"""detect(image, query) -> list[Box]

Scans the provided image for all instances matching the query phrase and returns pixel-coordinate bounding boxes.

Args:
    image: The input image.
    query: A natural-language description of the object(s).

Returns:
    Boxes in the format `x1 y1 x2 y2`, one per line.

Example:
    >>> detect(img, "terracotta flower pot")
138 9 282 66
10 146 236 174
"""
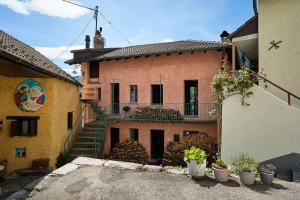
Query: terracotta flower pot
187 159 206 177
239 171 257 185
213 165 231 182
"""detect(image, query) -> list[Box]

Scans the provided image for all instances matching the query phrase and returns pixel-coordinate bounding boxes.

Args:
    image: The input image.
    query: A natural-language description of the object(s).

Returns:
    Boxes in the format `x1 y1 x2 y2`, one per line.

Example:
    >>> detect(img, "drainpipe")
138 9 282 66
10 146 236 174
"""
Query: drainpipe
253 0 258 16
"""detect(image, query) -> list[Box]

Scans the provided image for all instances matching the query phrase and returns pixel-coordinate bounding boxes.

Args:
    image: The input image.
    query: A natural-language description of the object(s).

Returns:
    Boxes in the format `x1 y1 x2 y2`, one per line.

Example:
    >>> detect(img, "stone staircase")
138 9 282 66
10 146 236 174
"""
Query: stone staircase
70 121 105 159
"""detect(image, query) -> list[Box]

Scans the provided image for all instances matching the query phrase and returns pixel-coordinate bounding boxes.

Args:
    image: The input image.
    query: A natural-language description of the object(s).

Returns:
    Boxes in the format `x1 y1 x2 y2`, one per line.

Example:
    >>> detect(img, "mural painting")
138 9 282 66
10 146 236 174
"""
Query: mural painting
14 79 45 112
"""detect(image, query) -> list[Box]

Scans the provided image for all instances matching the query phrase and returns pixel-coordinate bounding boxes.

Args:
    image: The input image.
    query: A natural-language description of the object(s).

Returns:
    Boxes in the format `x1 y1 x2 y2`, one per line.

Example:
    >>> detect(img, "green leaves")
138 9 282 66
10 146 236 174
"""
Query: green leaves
211 68 257 106
232 153 258 172
184 146 207 165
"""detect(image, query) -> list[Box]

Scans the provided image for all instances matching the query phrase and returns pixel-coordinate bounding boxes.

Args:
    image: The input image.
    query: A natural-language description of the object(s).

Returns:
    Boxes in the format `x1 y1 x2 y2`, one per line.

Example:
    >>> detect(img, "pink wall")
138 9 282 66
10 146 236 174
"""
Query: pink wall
96 51 222 106
104 122 217 159
81 50 223 159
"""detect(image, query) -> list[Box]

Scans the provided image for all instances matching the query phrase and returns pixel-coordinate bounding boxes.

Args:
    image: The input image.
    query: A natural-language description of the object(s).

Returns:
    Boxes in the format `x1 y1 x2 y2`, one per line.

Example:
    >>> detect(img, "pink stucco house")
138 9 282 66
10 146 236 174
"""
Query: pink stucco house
66 35 230 163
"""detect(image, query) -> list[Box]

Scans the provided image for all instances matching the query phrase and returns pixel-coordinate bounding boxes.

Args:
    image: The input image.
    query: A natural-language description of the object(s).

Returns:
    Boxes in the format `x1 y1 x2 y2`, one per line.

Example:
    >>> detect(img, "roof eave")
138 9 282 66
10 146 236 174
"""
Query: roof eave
0 49 82 86
98 45 231 61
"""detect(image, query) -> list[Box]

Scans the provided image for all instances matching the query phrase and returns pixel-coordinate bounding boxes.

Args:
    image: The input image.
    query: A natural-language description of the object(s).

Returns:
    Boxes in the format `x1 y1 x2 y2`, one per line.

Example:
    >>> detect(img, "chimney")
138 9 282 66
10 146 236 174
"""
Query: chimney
220 30 230 44
93 27 105 49
85 35 90 49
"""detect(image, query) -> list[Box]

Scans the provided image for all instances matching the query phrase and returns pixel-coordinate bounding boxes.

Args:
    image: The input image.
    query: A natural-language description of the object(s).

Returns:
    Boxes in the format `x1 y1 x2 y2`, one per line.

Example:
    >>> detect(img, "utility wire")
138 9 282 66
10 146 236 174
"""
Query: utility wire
61 0 133 46
51 14 94 61
98 12 133 45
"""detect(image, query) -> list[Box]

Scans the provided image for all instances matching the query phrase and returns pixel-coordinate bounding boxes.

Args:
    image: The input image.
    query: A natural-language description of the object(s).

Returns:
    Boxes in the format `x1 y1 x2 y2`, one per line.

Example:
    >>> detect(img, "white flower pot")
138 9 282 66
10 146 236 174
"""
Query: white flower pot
187 159 206 177
213 165 231 182
239 171 257 185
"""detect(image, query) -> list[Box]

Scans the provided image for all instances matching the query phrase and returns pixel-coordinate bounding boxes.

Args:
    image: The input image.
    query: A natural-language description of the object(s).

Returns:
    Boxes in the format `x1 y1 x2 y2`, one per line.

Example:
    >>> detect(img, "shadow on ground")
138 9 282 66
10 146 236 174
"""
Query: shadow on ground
192 176 240 188
245 181 289 194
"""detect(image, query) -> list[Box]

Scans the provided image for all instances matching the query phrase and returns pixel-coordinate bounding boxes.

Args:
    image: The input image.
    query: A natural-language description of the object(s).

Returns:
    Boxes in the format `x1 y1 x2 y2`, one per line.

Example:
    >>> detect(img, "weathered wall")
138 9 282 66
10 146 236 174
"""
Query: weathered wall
48 78 80 168
81 51 223 106
0 75 80 172
259 0 300 106
105 122 217 158
221 85 300 163
98 51 222 106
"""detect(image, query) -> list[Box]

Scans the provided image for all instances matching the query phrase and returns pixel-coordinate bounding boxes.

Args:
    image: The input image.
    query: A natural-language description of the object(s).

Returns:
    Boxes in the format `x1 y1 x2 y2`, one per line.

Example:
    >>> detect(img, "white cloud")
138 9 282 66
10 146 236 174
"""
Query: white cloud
161 38 174 43
0 0 88 19
34 45 84 60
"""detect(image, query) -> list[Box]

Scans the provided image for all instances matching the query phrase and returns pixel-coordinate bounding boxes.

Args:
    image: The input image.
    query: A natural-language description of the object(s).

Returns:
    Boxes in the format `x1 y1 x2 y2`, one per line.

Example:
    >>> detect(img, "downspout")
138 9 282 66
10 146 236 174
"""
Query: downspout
253 0 258 15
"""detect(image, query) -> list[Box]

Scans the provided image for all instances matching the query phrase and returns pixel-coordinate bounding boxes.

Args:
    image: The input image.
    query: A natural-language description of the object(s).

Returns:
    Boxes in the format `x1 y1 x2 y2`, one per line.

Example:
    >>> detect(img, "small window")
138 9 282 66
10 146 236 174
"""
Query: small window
174 134 180 142
89 62 99 78
151 84 163 104
130 85 138 103
130 128 139 141
98 88 101 100
67 112 73 130
11 119 37 137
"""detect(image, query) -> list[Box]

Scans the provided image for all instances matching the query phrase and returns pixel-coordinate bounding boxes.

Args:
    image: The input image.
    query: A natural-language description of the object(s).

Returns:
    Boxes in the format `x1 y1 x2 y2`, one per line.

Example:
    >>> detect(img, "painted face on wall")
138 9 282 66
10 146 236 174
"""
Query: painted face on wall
14 79 45 112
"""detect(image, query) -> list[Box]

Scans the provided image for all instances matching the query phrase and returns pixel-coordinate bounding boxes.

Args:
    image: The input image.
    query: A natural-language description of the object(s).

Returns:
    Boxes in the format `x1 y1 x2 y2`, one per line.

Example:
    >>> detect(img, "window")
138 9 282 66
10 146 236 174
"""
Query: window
173 134 180 142
67 112 73 130
151 84 163 104
130 128 139 141
11 119 37 137
130 85 138 103
89 62 99 78
98 88 101 100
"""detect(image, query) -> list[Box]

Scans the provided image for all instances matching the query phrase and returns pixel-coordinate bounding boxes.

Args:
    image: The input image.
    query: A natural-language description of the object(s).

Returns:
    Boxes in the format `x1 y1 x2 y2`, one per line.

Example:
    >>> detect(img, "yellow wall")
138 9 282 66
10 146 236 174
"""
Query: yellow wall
259 0 300 106
0 75 80 172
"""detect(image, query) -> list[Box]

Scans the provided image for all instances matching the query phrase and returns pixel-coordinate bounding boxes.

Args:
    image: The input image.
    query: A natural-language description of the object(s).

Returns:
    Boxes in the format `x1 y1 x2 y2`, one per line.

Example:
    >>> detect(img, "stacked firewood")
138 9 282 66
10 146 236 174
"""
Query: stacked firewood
134 106 184 120
110 140 149 164
162 132 217 167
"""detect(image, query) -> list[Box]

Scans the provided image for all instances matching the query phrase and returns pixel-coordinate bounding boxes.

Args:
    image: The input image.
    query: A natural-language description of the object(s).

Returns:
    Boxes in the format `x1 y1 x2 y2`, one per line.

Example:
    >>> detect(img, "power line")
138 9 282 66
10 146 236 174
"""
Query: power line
51 14 94 61
98 12 133 45
61 0 133 46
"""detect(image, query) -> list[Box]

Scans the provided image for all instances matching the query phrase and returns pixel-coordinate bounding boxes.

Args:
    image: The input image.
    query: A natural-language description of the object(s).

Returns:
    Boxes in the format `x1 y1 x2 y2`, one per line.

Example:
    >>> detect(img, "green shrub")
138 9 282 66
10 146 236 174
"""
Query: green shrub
184 146 207 165
232 153 258 172
56 151 72 168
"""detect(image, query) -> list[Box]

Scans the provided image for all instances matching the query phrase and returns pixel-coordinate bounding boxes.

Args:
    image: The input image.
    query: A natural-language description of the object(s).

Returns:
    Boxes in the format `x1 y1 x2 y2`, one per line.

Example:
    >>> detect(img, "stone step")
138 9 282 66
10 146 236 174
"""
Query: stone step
70 153 96 159
85 122 106 128
81 127 105 132
78 132 97 137
71 147 95 155
73 142 100 148
76 136 97 142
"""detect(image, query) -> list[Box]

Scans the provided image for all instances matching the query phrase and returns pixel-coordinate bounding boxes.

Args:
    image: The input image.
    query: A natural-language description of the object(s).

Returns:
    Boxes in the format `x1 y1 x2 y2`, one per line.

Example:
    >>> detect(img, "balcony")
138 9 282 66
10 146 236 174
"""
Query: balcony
103 103 216 123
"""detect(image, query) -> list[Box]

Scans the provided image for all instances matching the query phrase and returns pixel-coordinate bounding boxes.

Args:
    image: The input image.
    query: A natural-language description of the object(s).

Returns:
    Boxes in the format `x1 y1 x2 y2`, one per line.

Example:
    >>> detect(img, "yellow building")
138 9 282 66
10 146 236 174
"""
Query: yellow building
0 30 81 173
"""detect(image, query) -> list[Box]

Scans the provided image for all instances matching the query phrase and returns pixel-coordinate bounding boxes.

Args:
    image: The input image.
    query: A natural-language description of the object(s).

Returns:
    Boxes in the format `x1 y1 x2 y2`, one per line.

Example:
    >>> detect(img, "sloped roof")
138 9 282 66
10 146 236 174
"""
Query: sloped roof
229 15 258 39
95 40 230 60
0 30 80 85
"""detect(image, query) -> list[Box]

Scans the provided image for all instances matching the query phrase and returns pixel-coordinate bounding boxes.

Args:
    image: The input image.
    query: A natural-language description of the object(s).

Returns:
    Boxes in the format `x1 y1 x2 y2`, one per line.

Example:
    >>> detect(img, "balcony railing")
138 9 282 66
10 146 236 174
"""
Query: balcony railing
104 103 216 123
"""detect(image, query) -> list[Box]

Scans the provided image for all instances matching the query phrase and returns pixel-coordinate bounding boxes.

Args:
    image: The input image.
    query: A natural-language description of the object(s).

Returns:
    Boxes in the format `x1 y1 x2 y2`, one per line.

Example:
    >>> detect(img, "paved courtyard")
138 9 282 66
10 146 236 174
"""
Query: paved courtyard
25 158 300 200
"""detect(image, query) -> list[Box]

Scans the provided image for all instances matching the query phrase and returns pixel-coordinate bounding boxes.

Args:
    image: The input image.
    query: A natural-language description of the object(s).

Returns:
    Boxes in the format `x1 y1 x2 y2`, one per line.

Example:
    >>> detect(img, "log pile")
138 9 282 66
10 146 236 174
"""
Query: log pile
162 132 217 167
133 106 184 121
110 140 149 164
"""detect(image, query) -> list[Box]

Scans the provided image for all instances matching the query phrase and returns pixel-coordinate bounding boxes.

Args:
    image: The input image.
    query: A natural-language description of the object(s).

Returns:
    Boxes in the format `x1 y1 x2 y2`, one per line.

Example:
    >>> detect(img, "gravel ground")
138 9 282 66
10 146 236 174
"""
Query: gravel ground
27 165 300 200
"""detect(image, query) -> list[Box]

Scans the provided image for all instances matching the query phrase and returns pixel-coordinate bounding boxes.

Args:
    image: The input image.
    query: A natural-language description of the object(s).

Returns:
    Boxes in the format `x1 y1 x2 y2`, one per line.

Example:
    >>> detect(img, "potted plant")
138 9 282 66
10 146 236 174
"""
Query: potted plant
232 153 258 185
259 163 276 185
212 159 231 182
184 146 207 177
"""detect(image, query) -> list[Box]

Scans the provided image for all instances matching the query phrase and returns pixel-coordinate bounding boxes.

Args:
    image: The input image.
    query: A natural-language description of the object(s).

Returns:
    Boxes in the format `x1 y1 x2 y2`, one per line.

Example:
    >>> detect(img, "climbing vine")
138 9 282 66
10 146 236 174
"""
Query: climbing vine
211 68 256 106
210 68 257 157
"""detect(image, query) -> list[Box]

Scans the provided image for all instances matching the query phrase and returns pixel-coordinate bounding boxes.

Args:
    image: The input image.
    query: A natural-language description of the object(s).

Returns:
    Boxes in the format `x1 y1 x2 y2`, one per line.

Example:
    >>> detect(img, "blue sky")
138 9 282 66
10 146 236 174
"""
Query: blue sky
0 0 254 75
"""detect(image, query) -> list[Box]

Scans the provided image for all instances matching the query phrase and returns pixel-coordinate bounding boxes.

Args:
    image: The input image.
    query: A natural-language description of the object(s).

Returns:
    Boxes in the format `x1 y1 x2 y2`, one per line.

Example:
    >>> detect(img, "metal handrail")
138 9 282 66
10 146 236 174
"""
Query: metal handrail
64 105 85 153
87 101 106 158
104 102 216 122
247 69 300 105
